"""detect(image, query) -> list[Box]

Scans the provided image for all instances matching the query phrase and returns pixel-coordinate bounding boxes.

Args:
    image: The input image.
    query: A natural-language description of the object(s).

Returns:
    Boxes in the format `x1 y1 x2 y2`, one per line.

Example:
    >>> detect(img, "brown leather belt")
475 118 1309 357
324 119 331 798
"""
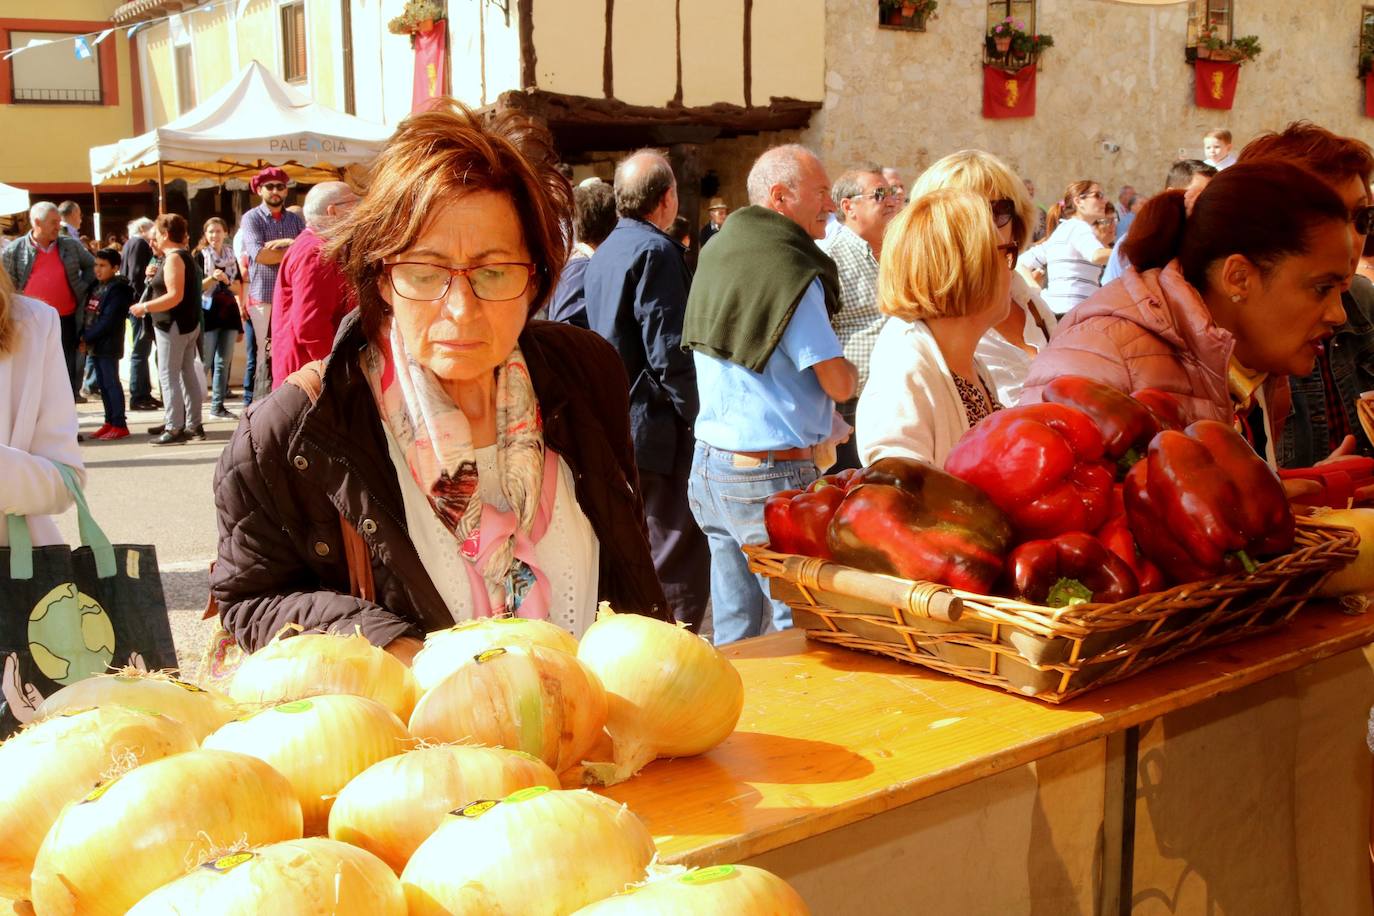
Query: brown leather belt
728 446 815 467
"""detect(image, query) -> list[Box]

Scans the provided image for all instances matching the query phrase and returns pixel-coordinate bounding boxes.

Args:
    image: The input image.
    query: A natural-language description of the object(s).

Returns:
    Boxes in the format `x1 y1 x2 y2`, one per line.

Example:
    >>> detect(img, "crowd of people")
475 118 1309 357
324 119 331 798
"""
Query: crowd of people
3 108 1372 659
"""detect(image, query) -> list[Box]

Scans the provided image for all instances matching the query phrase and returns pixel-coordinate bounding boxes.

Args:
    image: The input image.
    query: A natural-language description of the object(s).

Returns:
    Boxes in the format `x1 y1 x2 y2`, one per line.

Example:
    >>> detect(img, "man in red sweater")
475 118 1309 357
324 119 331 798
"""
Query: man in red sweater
270 181 358 386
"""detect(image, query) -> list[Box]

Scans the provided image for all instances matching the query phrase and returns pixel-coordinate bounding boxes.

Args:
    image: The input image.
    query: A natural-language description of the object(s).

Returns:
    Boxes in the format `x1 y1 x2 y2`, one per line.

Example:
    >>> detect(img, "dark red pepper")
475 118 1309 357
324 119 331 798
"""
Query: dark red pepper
763 477 851 558
1042 376 1159 469
944 403 1116 540
1124 419 1296 582
1130 388 1190 432
826 457 1014 594
1007 532 1140 606
1098 486 1167 593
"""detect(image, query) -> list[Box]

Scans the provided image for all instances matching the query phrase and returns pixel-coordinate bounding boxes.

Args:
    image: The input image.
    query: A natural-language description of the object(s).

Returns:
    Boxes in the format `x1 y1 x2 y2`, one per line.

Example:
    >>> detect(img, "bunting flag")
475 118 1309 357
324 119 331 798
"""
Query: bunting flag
982 65 1036 119
1366 71 1374 119
1194 59 1240 110
411 24 448 113
73 37 92 61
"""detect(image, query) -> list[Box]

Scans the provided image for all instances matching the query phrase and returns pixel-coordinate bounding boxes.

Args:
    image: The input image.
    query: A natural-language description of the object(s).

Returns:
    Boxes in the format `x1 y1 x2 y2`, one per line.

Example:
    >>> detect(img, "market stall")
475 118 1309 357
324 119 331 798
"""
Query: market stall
0 182 29 216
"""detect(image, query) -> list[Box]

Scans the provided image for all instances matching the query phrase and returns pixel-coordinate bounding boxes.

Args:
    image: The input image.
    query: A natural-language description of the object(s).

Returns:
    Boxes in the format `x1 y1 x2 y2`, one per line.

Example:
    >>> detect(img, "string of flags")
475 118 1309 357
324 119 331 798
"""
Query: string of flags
1 0 243 62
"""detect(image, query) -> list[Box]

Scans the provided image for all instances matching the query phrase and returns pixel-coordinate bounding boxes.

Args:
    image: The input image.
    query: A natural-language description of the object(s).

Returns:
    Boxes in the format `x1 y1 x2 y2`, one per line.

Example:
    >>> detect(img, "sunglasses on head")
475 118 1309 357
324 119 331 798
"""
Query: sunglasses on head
1353 205 1374 236
990 198 1015 228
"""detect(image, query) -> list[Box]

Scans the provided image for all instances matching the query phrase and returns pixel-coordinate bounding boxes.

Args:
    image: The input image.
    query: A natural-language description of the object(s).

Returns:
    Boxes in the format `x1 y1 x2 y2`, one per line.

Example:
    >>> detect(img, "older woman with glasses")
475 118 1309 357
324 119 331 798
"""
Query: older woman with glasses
856 187 1011 466
210 103 671 662
1018 179 1113 315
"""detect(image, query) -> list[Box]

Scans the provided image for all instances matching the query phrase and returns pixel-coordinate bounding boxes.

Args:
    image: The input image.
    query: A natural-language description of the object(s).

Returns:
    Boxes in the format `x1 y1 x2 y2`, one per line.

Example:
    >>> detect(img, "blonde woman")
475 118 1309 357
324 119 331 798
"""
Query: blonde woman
910 150 1057 406
856 188 1011 466
0 267 84 549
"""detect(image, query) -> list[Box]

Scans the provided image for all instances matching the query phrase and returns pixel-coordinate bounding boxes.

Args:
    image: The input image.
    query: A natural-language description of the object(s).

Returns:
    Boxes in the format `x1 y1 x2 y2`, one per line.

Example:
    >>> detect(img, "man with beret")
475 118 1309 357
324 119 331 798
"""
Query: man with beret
237 166 304 404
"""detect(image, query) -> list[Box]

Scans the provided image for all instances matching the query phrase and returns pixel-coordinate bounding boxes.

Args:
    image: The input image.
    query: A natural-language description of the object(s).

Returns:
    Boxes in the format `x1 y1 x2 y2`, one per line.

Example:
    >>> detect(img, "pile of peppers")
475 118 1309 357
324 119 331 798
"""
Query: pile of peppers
761 377 1295 610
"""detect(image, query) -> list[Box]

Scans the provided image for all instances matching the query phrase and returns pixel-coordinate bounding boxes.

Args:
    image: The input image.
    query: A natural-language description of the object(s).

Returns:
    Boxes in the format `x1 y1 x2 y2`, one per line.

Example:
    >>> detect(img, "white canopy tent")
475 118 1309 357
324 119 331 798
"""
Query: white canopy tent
89 60 393 221
0 183 29 217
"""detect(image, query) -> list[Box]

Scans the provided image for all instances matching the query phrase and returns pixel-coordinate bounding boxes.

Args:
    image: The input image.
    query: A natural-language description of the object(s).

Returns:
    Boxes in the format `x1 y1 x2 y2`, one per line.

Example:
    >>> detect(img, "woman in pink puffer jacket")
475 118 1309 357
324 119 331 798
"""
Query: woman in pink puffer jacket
1021 160 1353 458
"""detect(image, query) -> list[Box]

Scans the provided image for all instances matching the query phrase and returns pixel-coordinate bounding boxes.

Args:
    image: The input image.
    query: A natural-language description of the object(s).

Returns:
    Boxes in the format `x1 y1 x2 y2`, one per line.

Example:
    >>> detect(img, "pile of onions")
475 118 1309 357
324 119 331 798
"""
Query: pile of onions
30 749 302 916
229 632 418 720
401 787 655 916
1315 508 1374 597
577 605 743 785
126 838 406 915
329 745 559 873
409 645 607 773
571 865 810 914
0 707 198 900
35 670 238 741
413 618 579 693
203 695 409 834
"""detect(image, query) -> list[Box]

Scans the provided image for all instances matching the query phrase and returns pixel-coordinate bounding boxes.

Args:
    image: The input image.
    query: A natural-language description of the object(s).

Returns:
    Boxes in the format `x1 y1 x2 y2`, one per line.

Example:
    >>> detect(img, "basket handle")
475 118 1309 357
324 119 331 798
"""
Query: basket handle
784 554 964 623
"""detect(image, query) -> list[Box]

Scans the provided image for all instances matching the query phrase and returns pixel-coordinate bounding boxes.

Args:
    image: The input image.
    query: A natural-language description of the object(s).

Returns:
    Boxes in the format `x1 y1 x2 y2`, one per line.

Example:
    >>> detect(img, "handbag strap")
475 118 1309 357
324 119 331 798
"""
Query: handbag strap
6 463 116 580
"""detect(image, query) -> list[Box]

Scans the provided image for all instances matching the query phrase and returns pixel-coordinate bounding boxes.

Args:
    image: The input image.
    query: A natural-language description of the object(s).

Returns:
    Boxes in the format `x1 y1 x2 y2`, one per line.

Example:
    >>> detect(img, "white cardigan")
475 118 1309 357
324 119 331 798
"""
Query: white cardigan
857 316 993 468
0 295 84 547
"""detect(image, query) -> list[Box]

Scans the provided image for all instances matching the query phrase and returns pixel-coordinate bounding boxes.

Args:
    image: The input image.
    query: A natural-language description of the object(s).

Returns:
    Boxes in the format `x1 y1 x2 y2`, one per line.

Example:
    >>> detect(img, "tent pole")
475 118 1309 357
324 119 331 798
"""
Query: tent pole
156 160 166 213
92 184 102 243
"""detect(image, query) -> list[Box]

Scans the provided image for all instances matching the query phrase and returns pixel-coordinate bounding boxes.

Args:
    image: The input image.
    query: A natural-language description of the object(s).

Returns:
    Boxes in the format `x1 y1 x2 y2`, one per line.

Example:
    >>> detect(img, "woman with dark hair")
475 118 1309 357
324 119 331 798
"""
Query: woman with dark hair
130 213 205 446
210 102 669 662
1021 160 1352 460
196 217 244 420
1017 179 1113 314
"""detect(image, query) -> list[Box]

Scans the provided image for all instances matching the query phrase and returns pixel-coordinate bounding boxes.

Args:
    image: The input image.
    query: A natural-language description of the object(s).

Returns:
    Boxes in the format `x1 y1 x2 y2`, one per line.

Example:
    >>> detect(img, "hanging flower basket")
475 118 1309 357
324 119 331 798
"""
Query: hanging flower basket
879 0 937 31
388 0 445 36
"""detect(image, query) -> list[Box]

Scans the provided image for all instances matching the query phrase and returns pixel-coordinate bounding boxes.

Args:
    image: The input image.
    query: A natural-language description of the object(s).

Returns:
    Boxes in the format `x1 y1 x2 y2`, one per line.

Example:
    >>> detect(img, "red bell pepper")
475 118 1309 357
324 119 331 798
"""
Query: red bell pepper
1277 456 1374 509
1130 388 1190 432
1124 419 1296 582
1007 531 1140 606
1042 376 1159 469
826 457 1014 594
763 474 854 558
1098 486 1167 593
944 404 1116 540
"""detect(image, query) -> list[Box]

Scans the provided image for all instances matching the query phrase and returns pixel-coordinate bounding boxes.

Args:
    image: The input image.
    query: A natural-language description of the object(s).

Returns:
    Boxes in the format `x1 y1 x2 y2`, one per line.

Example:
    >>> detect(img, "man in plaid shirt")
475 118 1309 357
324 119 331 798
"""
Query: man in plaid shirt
238 167 305 403
819 166 898 469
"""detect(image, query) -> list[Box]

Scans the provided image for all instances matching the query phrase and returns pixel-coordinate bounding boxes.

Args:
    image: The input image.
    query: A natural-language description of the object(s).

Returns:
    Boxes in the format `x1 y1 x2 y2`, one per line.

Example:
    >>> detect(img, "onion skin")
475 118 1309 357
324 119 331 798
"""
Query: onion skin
329 745 560 874
0 707 198 901
228 632 419 720
30 749 303 916
408 645 607 774
35 673 238 742
401 788 656 916
126 837 406 916
413 618 580 694
1315 509 1374 597
203 694 409 835
577 606 743 785
571 865 811 915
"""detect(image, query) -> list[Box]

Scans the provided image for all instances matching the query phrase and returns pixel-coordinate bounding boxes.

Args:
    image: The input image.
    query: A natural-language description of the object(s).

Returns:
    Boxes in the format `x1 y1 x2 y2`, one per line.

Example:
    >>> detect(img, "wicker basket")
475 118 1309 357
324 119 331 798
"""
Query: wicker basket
744 518 1359 703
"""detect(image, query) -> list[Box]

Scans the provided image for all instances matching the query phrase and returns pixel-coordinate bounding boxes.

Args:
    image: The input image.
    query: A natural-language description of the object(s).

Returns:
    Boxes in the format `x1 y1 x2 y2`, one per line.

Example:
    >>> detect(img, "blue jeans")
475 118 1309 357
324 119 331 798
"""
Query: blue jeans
128 315 154 401
687 442 818 645
242 317 257 406
202 327 237 411
92 355 125 428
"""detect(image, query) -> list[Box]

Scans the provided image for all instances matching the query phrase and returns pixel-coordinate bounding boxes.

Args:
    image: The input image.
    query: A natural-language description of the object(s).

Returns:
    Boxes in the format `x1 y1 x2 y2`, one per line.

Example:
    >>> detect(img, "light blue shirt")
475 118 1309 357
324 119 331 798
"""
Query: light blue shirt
1102 234 1130 284
694 279 842 451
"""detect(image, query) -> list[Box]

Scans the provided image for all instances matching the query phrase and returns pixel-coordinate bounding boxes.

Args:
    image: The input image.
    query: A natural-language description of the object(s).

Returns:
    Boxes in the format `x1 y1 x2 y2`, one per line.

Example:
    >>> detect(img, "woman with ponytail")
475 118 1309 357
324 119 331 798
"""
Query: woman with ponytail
1017 179 1113 314
1020 160 1352 461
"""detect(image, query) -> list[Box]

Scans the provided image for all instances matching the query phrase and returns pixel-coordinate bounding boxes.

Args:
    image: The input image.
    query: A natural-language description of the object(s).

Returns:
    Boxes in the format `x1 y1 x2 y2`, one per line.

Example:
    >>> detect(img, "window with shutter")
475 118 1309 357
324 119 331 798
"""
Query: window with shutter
986 0 1036 35
174 45 195 114
1187 0 1233 48
281 2 308 83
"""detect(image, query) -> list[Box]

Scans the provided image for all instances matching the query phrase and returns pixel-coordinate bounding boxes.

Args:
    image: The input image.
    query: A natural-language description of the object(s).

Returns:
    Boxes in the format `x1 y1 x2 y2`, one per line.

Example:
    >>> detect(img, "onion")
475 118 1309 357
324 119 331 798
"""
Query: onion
30 749 302 916
1315 508 1374 597
576 605 743 785
0 707 198 901
126 838 406 915
229 632 418 720
413 618 580 694
571 865 811 914
401 787 655 916
203 694 409 835
408 645 607 774
329 745 560 873
34 669 238 742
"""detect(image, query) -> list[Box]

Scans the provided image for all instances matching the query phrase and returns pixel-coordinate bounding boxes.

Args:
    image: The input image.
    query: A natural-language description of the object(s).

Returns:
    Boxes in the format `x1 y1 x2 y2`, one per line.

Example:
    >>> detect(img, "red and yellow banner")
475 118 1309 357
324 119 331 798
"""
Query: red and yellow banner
1366 71 1374 118
411 24 448 113
982 65 1036 119
1194 60 1240 110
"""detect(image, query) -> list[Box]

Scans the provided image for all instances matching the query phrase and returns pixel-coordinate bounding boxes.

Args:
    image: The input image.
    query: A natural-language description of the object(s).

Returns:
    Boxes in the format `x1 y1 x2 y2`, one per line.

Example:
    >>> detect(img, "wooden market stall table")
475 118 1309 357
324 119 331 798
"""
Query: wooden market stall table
599 606 1374 915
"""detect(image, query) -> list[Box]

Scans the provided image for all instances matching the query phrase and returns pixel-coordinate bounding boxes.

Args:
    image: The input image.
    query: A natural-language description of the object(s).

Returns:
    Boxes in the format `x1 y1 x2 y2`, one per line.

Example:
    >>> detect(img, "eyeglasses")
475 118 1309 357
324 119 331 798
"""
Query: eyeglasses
1077 189 1105 201
382 261 537 302
1093 217 1118 228
1353 205 1374 236
848 188 892 203
260 182 288 192
990 198 1015 228
997 243 1019 270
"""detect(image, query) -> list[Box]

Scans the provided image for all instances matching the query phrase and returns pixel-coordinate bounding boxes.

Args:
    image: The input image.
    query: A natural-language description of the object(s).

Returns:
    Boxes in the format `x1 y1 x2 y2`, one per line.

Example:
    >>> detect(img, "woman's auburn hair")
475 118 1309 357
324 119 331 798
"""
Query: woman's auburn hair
1045 179 1098 236
323 100 572 342
879 187 1002 323
910 149 1034 252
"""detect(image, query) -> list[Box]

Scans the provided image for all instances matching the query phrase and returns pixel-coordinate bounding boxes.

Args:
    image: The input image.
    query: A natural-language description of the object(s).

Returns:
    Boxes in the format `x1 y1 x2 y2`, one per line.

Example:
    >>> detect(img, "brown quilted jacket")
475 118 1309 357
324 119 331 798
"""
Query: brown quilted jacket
210 313 670 651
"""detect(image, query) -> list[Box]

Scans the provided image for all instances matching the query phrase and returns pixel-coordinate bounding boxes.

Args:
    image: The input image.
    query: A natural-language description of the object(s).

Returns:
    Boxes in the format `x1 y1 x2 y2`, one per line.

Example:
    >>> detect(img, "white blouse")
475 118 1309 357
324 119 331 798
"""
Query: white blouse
383 429 601 638
977 274 1059 406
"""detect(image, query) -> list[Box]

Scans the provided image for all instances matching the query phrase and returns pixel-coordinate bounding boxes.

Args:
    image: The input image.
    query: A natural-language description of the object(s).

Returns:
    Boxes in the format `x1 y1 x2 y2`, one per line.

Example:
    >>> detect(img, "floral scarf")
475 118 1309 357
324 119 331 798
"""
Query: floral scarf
363 323 549 617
